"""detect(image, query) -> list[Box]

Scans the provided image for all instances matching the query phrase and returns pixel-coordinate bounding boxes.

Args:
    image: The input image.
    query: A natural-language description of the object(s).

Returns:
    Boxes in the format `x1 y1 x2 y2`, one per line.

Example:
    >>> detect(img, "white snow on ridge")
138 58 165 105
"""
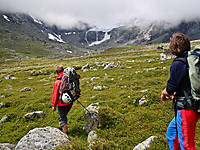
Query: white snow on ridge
65 32 76 35
29 14 42 25
67 50 73 53
3 15 10 22
48 33 65 43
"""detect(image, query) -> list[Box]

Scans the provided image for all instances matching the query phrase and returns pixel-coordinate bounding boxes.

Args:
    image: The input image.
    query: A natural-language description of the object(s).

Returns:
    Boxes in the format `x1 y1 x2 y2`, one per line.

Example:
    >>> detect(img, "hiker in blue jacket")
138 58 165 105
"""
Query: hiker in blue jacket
161 33 200 150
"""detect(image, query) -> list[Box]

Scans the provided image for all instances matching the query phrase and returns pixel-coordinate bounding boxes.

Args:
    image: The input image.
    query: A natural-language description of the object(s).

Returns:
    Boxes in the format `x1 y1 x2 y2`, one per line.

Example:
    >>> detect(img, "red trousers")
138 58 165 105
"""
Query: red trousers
166 109 200 150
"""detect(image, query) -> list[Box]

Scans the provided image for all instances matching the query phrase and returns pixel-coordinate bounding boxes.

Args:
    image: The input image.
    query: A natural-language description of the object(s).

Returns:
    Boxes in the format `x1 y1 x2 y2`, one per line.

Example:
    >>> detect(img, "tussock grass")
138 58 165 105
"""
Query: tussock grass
1 44 200 149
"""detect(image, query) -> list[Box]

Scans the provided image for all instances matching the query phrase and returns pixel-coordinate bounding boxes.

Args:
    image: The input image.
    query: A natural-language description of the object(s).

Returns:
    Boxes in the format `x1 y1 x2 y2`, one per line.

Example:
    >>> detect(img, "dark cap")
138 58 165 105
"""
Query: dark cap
55 66 64 74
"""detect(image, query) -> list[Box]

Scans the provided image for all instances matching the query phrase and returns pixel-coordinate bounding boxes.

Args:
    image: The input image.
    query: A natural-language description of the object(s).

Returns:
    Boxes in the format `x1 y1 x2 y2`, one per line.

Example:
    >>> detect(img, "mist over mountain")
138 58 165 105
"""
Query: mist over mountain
1 11 200 58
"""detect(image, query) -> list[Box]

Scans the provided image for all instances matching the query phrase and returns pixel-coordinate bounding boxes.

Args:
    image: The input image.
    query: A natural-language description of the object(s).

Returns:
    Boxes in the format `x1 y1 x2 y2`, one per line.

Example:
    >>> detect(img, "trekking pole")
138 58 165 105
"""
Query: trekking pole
76 99 99 122
76 100 91 114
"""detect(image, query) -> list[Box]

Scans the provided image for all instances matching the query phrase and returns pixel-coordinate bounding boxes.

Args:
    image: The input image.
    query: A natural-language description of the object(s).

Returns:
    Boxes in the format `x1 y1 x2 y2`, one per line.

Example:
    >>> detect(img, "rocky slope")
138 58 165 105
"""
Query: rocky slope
1 11 200 57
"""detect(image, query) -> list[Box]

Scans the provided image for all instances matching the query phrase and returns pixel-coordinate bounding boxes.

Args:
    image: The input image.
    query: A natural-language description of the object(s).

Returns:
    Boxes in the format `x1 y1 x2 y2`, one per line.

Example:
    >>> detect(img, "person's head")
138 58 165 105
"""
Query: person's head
55 66 64 74
169 32 191 56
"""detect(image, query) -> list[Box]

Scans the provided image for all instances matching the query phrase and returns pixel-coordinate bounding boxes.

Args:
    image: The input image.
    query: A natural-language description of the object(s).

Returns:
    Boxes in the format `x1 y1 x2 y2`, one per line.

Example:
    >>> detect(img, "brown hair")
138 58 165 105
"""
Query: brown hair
55 66 64 74
169 33 190 56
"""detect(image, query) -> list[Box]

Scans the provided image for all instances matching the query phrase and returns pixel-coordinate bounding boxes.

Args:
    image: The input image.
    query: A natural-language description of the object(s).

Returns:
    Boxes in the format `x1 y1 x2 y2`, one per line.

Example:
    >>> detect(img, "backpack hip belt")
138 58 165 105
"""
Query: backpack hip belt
176 96 193 109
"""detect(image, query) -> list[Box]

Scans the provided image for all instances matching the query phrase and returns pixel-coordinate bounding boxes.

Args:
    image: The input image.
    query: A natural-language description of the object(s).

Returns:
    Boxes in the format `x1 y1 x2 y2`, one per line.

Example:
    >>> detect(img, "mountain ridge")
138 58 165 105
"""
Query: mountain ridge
1 11 200 58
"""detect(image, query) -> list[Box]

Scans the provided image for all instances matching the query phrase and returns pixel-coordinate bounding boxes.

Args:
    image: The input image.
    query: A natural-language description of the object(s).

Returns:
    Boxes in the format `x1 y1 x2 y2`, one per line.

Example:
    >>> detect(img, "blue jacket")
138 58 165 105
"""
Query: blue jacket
166 55 191 97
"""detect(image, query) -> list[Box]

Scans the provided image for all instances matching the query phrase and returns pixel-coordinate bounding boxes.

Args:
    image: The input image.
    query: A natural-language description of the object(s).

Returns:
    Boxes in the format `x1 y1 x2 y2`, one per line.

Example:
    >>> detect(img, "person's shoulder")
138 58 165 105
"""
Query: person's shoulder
172 57 187 66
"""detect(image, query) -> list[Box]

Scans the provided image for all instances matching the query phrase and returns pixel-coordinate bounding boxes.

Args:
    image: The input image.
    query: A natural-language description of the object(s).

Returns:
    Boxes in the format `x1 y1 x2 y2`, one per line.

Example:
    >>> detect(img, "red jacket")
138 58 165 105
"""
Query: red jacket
52 72 72 107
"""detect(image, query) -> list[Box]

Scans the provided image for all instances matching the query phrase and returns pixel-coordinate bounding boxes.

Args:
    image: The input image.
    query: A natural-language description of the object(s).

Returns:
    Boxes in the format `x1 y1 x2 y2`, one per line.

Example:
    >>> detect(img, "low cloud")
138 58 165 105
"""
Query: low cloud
0 0 200 29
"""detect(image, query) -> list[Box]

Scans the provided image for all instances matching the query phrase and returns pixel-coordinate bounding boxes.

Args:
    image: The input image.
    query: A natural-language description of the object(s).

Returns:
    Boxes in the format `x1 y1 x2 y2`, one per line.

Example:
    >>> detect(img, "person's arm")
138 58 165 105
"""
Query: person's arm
52 81 59 111
161 60 185 101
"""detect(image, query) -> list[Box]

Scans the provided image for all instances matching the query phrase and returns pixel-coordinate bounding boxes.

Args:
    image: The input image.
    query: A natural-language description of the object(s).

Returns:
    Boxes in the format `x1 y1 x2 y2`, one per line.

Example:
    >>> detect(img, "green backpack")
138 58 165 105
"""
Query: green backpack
173 45 200 114
187 45 200 114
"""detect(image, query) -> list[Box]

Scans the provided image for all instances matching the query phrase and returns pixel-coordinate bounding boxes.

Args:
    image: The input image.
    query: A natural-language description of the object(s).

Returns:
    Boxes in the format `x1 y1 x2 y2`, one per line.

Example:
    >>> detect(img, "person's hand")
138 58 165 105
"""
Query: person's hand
161 88 175 102
52 106 56 111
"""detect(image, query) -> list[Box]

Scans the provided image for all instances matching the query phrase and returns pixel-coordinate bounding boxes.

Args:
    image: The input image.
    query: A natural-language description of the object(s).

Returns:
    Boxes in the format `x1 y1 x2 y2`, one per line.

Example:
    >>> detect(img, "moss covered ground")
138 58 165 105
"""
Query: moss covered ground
1 44 200 149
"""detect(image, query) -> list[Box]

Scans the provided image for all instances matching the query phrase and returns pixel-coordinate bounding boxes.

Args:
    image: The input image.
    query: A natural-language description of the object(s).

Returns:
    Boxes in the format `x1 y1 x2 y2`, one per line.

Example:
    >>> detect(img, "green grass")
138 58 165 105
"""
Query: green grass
1 44 200 149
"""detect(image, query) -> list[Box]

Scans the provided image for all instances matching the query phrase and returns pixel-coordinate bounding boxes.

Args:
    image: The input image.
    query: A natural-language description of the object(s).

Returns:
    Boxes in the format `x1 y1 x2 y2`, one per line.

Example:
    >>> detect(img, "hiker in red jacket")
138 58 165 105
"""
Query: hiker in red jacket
52 66 73 134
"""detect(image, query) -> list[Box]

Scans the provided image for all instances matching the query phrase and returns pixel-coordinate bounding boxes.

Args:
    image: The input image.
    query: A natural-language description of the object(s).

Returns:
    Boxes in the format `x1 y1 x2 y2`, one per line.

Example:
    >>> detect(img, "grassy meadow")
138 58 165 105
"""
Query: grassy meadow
1 43 200 149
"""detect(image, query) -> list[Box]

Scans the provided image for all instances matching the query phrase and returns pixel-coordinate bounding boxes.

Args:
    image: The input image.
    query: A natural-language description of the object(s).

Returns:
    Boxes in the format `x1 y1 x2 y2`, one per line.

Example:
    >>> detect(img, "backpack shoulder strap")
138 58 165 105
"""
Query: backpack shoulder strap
173 57 187 64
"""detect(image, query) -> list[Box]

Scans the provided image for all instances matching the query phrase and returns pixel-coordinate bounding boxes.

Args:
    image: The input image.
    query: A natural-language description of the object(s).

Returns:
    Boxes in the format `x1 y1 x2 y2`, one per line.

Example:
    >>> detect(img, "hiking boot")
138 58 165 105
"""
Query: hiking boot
62 124 68 133
57 127 62 131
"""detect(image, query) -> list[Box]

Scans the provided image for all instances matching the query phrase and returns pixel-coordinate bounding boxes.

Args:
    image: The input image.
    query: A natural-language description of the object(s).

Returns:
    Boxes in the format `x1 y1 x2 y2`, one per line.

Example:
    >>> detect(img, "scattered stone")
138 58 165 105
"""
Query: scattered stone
139 96 148 105
93 86 108 90
0 143 16 150
91 77 100 81
24 111 45 119
127 67 132 69
30 71 35 75
163 67 166 69
4 76 10 80
135 71 140 74
160 50 175 60
0 115 8 124
1 95 6 98
104 62 115 69
140 89 148 93
15 127 70 150
83 103 100 134
87 130 98 143
10 77 17 79
148 59 154 63
96 62 103 66
133 136 158 150
82 63 91 71
127 60 136 63
144 67 156 71
20 87 31 92
30 70 44 76
90 96 95 99
0 102 4 109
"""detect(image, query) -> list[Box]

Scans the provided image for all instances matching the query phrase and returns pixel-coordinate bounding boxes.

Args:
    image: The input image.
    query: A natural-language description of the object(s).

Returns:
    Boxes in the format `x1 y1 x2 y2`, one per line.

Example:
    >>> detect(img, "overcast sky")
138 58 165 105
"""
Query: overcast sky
0 0 200 29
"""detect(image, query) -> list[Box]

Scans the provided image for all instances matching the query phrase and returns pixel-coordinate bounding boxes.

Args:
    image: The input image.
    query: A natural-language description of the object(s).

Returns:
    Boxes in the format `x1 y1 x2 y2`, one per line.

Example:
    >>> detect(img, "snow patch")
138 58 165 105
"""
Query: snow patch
48 33 65 43
29 14 42 25
67 50 73 53
3 15 10 22
65 32 76 35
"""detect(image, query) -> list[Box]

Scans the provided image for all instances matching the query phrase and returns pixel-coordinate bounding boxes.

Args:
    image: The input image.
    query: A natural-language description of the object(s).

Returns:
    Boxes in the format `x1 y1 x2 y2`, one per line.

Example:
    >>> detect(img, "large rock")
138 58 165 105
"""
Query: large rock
15 127 70 150
83 103 100 134
87 130 98 143
133 136 157 150
0 143 16 150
